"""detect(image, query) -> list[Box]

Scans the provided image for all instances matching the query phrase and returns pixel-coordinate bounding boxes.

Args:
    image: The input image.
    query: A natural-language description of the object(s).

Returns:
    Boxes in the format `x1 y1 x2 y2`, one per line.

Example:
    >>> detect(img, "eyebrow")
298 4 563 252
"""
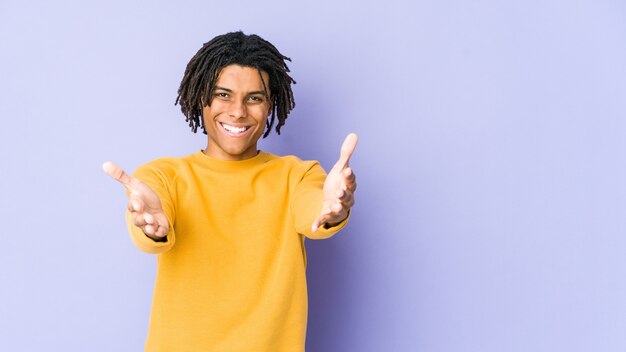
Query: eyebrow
214 86 267 96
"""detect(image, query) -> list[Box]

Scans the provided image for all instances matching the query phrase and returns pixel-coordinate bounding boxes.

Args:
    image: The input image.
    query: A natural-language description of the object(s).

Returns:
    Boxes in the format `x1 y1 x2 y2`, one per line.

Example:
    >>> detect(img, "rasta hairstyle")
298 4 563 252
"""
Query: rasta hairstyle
175 31 296 138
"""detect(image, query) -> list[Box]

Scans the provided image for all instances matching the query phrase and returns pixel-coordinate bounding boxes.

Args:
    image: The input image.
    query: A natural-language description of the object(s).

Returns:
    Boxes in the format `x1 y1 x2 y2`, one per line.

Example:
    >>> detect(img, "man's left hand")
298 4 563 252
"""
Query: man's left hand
312 133 358 232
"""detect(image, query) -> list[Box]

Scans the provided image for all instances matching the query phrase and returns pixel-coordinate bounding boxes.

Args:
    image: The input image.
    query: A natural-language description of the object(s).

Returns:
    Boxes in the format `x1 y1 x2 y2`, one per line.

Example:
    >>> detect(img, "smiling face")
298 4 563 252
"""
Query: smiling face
202 64 271 161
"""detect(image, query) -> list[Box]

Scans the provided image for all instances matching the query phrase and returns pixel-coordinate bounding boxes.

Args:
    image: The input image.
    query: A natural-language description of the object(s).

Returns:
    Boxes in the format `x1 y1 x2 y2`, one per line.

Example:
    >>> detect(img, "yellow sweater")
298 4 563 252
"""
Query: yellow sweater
126 150 348 351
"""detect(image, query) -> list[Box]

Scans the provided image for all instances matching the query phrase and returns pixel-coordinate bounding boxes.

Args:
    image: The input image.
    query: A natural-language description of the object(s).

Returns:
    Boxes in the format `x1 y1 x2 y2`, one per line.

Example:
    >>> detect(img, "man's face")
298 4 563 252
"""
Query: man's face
202 64 271 161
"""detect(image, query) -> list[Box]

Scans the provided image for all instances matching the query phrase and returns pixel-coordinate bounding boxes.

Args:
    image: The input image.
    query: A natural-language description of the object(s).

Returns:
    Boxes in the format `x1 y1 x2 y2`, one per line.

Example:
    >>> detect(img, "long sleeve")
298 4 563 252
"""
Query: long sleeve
126 151 354 350
291 162 349 239
126 163 177 254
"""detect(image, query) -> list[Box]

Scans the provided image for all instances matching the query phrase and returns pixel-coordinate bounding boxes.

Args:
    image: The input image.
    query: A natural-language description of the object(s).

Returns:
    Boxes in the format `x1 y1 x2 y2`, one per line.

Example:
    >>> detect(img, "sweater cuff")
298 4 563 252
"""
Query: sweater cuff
307 210 351 240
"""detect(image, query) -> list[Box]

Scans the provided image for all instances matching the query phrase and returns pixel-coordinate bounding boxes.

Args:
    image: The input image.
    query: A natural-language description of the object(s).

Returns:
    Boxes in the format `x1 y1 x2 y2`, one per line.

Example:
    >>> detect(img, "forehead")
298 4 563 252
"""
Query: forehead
215 64 269 91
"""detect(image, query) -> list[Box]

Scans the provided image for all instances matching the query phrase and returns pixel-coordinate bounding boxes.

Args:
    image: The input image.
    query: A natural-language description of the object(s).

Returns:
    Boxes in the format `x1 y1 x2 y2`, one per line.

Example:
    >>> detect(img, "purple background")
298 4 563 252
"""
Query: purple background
1 0 625 351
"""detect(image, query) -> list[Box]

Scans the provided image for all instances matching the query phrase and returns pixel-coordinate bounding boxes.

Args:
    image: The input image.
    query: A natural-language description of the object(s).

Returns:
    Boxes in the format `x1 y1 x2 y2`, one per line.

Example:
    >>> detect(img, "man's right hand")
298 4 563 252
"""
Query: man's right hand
102 161 169 240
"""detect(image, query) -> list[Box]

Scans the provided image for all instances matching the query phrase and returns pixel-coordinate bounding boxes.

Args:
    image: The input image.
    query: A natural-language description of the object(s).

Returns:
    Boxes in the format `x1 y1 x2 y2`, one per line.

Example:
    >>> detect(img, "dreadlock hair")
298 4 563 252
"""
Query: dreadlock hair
175 31 296 138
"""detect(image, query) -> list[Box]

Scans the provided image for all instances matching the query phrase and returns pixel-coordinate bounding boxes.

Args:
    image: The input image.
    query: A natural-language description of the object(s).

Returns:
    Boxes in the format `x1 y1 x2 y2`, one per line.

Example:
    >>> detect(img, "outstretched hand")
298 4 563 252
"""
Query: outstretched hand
312 133 358 232
102 161 169 240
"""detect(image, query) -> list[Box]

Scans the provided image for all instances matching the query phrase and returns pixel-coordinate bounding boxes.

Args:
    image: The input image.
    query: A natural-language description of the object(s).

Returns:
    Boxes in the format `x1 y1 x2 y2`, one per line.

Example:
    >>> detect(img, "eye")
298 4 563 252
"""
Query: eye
248 95 264 103
214 92 229 99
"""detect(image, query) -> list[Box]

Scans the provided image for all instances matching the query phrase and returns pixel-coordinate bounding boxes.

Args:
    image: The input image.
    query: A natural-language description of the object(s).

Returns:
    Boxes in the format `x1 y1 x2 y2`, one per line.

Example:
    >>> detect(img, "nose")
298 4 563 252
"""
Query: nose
228 99 247 119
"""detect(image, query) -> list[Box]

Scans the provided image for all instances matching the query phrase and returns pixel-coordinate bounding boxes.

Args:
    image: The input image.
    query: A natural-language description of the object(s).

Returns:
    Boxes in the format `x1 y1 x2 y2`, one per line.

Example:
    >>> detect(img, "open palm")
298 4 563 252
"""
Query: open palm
312 133 358 232
102 162 169 239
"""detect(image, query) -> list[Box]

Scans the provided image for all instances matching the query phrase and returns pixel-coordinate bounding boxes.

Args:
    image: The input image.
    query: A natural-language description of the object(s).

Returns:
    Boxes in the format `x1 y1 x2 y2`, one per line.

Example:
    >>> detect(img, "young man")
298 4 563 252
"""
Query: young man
103 31 357 351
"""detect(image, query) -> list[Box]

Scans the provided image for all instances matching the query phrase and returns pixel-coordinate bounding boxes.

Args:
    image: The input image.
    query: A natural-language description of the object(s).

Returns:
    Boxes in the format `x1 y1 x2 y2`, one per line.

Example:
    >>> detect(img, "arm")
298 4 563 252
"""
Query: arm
292 163 347 239
293 133 358 239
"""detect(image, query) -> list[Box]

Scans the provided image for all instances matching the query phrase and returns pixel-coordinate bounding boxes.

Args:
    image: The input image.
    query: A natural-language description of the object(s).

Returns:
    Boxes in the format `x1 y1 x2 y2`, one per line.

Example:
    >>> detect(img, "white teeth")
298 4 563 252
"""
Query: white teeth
221 123 248 133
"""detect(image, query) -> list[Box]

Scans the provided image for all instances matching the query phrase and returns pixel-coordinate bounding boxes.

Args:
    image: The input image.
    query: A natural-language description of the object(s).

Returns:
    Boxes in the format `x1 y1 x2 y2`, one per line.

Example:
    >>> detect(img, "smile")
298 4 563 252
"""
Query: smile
219 122 251 136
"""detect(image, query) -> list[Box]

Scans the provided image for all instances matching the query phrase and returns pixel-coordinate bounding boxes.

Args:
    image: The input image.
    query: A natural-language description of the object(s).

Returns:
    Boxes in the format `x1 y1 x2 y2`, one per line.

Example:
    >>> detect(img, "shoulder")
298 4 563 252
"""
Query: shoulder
132 154 195 184
265 153 319 170
263 153 326 181
136 156 180 173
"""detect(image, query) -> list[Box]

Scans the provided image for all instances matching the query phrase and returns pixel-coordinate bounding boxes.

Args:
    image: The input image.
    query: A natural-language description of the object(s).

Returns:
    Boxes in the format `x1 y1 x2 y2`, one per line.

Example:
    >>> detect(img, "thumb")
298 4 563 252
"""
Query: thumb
103 161 139 193
103 161 131 186
311 203 332 232
336 133 358 170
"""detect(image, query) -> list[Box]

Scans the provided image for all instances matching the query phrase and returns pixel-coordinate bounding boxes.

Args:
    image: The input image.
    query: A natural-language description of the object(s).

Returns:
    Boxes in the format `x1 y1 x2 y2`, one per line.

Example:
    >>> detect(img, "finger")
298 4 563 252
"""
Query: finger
335 188 353 203
144 224 157 236
337 191 354 208
311 203 332 232
313 203 351 232
102 161 132 186
322 203 348 228
128 194 145 212
103 161 142 195
335 133 358 170
342 168 356 191
342 197 354 209
311 215 326 233
143 213 155 225
148 213 170 238
312 192 351 232
154 225 168 238
132 212 148 228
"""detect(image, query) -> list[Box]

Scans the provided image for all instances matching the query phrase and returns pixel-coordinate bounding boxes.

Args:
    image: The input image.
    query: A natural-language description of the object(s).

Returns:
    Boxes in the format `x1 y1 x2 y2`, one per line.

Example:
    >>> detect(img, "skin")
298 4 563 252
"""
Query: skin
103 64 358 237
311 133 357 231
202 65 272 161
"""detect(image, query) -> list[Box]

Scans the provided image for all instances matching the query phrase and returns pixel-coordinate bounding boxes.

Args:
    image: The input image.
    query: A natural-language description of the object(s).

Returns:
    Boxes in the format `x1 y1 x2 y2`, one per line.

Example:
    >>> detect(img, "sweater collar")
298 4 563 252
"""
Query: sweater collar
191 150 272 172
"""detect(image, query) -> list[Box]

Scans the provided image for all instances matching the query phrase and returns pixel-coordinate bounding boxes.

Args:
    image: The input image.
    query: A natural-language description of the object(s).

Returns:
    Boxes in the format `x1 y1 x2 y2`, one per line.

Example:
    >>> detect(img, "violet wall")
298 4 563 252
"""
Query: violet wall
1 0 625 351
